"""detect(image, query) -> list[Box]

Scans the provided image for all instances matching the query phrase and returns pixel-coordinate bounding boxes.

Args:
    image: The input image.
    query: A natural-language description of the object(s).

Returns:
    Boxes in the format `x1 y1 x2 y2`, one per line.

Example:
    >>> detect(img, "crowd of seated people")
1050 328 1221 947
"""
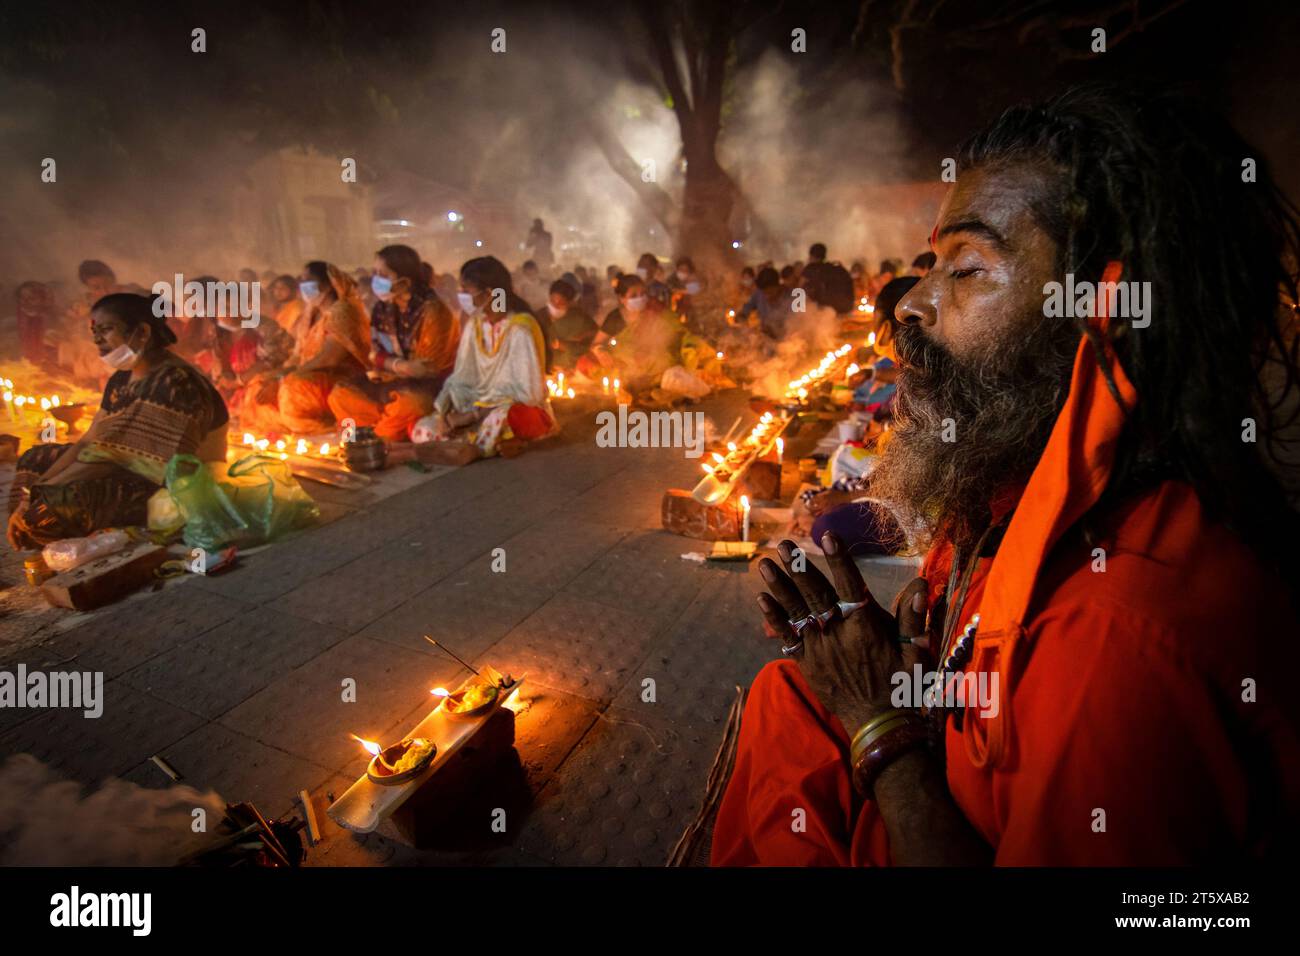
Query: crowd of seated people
4 237 926 553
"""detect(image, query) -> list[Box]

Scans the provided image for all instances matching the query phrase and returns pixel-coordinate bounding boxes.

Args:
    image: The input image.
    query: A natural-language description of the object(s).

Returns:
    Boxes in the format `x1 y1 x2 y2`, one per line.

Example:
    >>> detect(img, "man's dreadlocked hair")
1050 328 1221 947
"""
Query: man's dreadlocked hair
956 83 1300 594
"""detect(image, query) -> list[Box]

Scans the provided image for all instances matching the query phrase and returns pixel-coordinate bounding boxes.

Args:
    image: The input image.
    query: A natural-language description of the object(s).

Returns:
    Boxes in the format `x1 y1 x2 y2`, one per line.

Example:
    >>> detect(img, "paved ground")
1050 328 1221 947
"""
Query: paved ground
0 390 918 866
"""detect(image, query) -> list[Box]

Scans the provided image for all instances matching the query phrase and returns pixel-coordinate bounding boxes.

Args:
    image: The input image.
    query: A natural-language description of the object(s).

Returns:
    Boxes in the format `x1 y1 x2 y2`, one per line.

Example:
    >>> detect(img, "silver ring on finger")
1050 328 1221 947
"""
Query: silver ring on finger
780 640 804 657
788 613 820 639
837 599 870 618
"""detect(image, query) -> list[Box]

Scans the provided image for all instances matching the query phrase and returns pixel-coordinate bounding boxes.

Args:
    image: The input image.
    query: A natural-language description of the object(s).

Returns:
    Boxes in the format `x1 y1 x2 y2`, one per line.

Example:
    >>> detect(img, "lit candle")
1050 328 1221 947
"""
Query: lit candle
602 376 610 394
296 438 308 454
776 437 784 463
243 431 255 445
566 387 575 399
716 351 724 361
320 442 331 455
740 495 750 542
613 378 620 394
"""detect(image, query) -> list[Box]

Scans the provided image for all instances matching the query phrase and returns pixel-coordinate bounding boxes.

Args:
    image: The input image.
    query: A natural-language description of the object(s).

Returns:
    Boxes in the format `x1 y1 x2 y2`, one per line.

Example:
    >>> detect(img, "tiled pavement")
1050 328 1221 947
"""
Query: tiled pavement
0 391 918 866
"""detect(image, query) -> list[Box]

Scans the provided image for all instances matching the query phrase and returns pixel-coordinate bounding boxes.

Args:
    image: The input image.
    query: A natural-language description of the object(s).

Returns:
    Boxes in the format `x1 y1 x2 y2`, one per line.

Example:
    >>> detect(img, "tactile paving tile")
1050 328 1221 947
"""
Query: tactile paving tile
217 634 466 774
121 721 334 820
513 703 721 866
485 592 666 705
556 470 674 528
119 606 351 720
612 566 777 725
12 582 255 684
508 682 601 793
488 512 630 596
0 678 205 786
353 565 551 662
560 529 711 629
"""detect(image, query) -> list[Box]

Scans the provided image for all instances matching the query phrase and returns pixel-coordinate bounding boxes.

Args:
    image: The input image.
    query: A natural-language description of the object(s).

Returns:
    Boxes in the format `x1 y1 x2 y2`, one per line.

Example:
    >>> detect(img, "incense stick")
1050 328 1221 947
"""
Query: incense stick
423 636 481 674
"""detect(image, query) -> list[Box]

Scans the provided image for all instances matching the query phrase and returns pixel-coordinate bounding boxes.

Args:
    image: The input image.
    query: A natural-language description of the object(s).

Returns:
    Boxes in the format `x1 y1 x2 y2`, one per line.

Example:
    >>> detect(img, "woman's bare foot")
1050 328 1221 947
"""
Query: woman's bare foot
447 409 479 429
418 440 482 466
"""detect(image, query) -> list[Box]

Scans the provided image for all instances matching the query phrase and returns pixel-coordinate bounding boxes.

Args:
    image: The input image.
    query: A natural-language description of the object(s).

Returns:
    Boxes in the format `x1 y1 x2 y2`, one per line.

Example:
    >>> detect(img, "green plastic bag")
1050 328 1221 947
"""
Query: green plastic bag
222 453 320 542
165 455 249 551
164 454 319 551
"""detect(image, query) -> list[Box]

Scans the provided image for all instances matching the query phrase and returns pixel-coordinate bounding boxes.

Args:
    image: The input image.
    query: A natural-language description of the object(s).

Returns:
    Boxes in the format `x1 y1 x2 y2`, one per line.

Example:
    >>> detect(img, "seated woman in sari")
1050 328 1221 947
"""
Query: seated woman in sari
328 244 460 442
546 280 599 371
241 261 370 435
185 304 294 410
417 256 555 462
604 274 685 394
6 293 228 550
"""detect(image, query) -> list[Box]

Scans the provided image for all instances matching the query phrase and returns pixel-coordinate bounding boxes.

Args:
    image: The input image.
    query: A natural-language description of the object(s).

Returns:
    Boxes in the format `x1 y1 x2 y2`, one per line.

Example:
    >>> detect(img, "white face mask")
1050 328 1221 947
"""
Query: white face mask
457 292 478 315
635 268 649 280
624 295 647 313
100 342 139 371
546 302 565 319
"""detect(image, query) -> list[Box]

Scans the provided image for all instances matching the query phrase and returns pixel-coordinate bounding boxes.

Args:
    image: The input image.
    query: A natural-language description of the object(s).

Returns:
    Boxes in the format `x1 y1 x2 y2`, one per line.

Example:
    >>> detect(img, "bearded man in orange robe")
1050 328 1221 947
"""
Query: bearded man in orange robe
712 84 1300 866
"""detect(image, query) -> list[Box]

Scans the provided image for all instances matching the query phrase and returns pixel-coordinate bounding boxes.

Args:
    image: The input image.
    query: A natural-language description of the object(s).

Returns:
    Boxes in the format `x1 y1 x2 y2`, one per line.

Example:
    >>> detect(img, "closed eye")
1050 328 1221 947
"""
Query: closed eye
951 268 982 279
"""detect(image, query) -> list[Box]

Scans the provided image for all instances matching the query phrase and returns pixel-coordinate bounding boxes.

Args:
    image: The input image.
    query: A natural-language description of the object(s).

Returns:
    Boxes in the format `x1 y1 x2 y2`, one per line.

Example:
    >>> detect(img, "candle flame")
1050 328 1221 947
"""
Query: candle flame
320 442 331 455
431 687 450 698
350 733 382 757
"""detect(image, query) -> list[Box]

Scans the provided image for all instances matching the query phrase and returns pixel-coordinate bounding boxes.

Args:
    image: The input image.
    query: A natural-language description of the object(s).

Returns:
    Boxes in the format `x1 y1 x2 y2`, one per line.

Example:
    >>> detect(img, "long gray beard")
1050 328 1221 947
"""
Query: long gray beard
868 316 1078 555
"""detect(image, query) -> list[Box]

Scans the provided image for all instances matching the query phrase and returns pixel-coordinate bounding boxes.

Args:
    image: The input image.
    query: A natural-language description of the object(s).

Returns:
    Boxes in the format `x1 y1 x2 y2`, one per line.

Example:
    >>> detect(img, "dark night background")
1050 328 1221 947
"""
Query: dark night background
1 0 1296 281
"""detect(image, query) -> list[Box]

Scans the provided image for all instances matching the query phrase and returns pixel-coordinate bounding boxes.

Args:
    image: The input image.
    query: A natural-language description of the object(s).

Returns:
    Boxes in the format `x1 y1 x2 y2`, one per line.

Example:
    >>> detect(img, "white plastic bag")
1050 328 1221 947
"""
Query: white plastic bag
660 365 712 399
42 529 131 573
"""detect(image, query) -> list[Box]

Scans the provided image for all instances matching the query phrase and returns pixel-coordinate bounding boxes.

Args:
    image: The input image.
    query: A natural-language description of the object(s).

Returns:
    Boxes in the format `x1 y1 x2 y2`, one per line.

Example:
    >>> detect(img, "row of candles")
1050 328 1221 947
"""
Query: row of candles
545 349 726 402
545 369 623 401
701 411 786 482
234 431 333 461
349 681 527 761
785 344 855 402
1 377 66 420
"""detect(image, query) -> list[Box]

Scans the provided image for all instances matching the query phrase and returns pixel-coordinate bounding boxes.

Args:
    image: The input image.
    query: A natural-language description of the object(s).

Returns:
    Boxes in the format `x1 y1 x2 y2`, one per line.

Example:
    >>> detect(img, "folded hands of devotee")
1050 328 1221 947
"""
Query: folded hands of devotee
756 533 930 736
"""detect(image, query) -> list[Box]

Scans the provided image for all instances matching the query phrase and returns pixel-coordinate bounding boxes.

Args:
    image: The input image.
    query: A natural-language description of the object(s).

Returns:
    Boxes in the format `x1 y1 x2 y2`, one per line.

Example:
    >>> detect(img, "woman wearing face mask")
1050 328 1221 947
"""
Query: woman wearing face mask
325 245 459 442
246 261 371 434
667 255 706 323
6 293 229 550
419 256 555 461
546 280 598 371
634 253 673 306
597 274 684 393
